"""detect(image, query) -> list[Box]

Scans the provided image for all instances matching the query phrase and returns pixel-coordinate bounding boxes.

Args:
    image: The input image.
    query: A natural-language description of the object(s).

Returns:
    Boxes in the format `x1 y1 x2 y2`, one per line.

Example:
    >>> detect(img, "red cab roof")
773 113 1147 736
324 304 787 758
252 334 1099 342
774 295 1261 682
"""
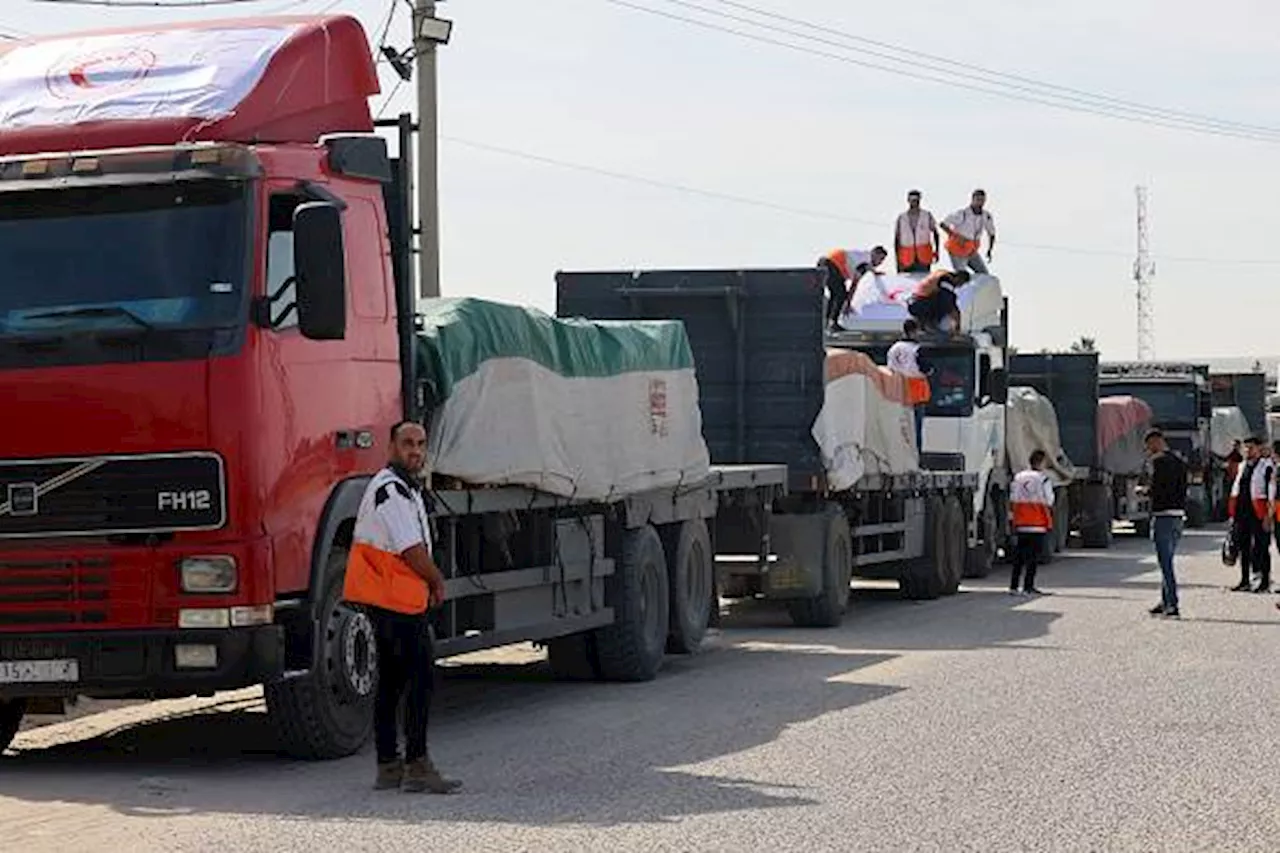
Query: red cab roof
0 15 379 156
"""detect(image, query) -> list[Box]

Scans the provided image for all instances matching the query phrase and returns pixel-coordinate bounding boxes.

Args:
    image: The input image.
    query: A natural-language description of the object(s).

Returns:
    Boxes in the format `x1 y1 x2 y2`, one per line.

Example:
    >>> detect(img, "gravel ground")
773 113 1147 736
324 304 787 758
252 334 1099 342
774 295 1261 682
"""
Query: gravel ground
1 525 1275 853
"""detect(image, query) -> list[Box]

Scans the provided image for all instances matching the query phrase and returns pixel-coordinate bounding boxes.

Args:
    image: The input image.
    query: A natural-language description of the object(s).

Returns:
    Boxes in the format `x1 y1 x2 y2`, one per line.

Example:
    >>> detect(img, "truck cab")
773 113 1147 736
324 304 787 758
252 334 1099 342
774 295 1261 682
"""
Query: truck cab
1099 362 1212 527
828 273 1009 576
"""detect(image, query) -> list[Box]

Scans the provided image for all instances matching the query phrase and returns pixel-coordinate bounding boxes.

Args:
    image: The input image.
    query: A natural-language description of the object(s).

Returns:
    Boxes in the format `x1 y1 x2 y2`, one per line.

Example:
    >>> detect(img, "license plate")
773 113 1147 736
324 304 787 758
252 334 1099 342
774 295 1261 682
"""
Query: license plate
0 659 79 684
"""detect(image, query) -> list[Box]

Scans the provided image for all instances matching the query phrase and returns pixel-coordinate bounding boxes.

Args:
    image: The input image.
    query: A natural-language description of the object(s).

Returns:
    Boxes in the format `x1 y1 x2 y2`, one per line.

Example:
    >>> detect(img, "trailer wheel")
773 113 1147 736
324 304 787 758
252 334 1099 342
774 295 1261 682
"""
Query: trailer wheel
902 496 947 600
1080 484 1113 549
662 519 714 654
0 698 25 753
942 495 966 595
787 505 853 628
265 550 376 760
964 491 998 578
593 524 670 682
547 633 601 681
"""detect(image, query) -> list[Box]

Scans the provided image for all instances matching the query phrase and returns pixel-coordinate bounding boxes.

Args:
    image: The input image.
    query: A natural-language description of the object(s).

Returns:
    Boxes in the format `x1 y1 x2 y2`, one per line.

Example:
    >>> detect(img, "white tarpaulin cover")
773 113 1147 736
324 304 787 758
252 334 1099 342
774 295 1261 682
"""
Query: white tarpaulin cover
1210 406 1251 458
812 349 919 491
416 298 710 500
0 26 299 128
838 272 1004 334
1006 386 1074 486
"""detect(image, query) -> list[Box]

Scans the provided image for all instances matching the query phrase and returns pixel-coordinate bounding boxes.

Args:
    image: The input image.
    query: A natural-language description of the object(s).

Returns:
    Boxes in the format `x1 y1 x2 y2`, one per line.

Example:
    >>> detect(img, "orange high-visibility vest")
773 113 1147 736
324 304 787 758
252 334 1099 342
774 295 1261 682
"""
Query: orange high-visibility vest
1010 469 1055 532
895 211 936 268
1228 459 1275 522
343 467 431 615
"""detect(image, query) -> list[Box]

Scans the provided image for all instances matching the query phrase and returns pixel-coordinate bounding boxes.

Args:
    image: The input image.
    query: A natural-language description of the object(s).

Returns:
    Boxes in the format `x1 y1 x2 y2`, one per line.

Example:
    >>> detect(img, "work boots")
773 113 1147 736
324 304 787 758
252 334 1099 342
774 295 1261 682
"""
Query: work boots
403 756 462 794
374 760 404 791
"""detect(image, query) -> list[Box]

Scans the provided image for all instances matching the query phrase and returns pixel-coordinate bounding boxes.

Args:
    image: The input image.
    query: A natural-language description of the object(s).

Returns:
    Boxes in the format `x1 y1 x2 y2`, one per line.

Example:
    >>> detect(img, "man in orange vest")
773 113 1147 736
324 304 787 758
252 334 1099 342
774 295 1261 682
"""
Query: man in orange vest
343 420 459 794
818 246 888 331
894 189 939 273
1008 449 1055 596
941 189 996 275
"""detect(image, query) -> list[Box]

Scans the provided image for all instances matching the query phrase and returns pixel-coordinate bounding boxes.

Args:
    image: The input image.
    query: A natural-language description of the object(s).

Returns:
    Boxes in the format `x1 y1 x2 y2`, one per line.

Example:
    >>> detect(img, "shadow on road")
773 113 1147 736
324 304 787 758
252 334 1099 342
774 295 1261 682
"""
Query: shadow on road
0 573 1062 827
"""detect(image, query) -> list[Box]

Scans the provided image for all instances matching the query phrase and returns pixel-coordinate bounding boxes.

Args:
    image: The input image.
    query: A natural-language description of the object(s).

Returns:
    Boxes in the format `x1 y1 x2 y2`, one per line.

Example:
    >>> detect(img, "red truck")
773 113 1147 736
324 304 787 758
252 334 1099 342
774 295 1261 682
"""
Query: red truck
0 16 785 757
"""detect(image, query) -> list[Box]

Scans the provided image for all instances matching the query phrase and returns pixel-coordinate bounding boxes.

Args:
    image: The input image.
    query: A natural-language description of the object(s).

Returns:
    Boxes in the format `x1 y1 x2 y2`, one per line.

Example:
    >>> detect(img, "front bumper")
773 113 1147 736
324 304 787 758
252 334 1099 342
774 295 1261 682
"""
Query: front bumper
0 626 283 699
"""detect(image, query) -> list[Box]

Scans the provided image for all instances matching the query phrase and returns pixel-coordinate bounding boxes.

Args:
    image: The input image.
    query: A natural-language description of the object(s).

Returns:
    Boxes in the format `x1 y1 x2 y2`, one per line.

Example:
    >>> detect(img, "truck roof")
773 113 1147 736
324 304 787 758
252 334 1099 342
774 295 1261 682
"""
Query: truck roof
0 15 378 156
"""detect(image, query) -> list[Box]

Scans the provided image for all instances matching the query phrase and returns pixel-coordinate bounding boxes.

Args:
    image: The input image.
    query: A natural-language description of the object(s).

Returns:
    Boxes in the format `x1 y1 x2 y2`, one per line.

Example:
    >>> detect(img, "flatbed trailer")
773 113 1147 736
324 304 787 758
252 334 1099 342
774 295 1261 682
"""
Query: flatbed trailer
556 267 977 627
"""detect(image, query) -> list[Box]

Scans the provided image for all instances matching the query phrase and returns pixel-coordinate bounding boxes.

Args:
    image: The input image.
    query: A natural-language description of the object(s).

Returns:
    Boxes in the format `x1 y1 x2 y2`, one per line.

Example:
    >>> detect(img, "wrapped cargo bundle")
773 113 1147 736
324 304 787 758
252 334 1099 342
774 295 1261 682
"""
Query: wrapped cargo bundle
1210 406 1250 458
812 349 918 491
1097 395 1154 475
1006 386 1075 485
416 298 711 499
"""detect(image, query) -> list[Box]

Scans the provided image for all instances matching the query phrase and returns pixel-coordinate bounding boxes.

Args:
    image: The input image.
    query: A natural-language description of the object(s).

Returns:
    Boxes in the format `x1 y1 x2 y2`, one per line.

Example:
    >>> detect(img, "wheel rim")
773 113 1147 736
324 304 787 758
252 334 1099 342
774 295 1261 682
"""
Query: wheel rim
324 598 378 707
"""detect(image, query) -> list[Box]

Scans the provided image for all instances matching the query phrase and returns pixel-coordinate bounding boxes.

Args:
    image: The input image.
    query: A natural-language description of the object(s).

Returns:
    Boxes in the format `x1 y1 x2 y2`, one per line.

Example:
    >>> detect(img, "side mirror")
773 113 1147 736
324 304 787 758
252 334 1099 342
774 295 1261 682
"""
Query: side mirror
989 367 1008 404
294 202 347 340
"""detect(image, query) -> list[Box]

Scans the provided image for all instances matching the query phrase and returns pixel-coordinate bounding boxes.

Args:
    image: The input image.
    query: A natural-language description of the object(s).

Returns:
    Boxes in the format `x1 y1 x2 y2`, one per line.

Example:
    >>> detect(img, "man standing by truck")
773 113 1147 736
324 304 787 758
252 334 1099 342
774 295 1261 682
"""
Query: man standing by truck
343 421 460 794
887 319 932 450
1009 449 1055 596
1227 436 1274 594
1146 429 1189 618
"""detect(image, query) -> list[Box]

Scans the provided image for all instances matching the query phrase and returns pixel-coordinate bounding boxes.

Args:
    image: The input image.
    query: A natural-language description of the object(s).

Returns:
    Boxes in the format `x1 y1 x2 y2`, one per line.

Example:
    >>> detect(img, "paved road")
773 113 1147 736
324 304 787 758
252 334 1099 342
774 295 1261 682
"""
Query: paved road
2 526 1277 852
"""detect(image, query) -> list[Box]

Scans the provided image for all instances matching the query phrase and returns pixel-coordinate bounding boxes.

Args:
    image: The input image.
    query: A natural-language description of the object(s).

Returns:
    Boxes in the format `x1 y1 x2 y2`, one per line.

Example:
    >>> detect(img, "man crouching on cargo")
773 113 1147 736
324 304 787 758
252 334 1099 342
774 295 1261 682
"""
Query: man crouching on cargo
344 420 460 794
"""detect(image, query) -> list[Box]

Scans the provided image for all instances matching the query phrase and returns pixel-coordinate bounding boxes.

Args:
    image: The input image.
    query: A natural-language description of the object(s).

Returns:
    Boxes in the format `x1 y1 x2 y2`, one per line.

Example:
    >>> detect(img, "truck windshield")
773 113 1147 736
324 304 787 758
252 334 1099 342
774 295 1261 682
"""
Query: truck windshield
0 180 248 340
922 350 975 416
1102 382 1198 426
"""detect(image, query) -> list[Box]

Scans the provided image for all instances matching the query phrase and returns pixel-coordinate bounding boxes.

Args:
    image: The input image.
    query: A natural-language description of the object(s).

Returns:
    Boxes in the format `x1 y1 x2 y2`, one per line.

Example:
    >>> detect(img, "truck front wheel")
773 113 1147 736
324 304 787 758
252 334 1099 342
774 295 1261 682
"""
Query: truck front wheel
0 698 25 753
265 551 376 760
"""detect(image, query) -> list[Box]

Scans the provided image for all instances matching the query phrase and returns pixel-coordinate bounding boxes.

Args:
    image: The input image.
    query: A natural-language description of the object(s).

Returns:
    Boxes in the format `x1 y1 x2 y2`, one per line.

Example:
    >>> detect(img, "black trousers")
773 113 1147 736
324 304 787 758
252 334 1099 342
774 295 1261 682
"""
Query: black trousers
370 607 435 764
1235 514 1271 589
819 259 847 327
1010 532 1044 591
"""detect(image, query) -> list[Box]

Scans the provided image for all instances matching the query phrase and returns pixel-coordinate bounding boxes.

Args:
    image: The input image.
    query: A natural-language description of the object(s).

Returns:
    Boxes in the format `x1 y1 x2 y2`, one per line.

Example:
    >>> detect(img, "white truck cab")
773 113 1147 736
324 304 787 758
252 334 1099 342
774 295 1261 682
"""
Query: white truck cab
828 273 1009 577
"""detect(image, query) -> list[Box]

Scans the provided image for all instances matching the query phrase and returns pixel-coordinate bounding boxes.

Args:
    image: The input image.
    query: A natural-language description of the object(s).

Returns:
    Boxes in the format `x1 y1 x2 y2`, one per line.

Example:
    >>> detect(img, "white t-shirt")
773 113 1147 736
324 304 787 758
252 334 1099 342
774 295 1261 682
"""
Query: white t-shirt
943 207 996 241
886 340 924 377
352 466 433 557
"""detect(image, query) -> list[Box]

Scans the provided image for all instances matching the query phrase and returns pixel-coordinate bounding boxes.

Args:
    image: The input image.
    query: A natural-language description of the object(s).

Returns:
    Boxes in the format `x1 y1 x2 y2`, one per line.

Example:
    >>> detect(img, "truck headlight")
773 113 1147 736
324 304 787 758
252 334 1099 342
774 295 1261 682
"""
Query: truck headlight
180 556 238 593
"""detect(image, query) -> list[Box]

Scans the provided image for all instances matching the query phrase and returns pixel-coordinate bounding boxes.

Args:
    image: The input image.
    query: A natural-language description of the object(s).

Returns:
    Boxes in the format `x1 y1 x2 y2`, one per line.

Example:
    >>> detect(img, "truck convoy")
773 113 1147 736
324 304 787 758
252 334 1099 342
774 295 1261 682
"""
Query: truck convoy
557 268 987 614
1099 362 1211 527
1010 354 1153 547
0 16 800 758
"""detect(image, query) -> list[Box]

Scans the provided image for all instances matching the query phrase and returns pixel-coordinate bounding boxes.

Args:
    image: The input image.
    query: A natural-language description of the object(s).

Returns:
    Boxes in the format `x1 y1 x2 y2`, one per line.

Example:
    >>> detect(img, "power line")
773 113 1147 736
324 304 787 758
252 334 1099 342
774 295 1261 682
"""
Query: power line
697 0 1280 139
32 0 277 6
439 134 1280 265
600 0 1280 145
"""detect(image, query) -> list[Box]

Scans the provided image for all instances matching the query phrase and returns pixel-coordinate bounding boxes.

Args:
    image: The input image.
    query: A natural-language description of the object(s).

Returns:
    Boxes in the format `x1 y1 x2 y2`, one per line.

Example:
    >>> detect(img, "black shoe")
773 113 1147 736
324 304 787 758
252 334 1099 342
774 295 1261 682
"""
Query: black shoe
1024 588 1048 596
1161 609 1181 619
1149 603 1168 615
1231 583 1251 592
1253 585 1271 594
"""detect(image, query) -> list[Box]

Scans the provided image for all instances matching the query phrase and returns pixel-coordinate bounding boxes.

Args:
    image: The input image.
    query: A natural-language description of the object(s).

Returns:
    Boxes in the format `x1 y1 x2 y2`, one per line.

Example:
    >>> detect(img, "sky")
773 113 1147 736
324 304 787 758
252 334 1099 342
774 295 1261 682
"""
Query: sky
5 0 1280 363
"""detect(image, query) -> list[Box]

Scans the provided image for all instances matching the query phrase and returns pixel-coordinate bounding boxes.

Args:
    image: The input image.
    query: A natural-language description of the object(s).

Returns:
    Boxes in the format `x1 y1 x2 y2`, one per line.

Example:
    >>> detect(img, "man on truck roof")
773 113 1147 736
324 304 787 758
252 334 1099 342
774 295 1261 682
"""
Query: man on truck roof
343 421 461 794
906 269 971 335
819 246 887 332
941 189 996 275
894 189 939 274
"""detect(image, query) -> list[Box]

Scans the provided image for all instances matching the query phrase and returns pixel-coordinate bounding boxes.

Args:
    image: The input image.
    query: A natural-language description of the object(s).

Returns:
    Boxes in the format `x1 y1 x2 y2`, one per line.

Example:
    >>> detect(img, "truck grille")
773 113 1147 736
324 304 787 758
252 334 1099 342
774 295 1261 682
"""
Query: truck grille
0 452 225 539
0 557 111 626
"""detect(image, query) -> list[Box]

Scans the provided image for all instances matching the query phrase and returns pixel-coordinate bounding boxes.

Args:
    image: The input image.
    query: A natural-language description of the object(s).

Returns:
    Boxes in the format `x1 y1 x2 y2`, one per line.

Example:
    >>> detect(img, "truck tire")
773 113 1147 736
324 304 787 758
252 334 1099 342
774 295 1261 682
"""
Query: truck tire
0 698 25 753
593 524 670 682
547 633 600 681
942 495 966 595
902 496 947 600
265 551 376 760
1053 494 1070 552
1080 484 1113 549
964 491 998 579
662 519 714 654
787 504 853 628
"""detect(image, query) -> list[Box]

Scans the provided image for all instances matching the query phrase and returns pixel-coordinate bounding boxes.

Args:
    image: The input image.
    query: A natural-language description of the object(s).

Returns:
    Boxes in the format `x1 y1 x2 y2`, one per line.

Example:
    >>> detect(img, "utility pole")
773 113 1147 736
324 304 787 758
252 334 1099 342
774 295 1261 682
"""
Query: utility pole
412 0 451 300
1134 185 1155 361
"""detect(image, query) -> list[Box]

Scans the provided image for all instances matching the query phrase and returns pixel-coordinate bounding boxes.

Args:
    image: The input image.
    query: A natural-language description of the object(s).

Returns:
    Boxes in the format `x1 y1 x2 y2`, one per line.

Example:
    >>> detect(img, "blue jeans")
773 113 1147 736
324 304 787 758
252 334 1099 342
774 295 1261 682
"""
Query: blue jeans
1152 515 1183 612
913 407 925 451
